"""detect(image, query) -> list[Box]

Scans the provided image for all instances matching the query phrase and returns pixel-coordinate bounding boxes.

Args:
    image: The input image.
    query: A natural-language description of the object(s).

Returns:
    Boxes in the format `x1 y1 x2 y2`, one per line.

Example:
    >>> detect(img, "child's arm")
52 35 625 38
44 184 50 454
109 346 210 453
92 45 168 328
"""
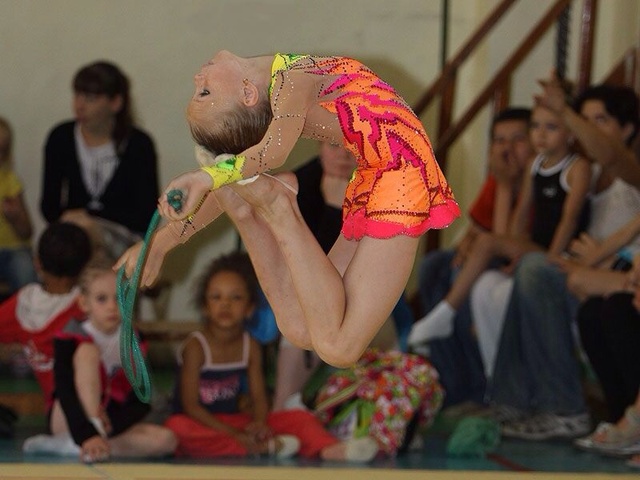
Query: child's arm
493 181 517 236
2 190 32 241
508 158 536 238
568 214 640 268
178 337 245 436
452 225 481 267
490 148 527 236
547 157 592 255
177 336 264 452
454 173 517 267
53 338 104 446
245 338 270 425
536 71 640 188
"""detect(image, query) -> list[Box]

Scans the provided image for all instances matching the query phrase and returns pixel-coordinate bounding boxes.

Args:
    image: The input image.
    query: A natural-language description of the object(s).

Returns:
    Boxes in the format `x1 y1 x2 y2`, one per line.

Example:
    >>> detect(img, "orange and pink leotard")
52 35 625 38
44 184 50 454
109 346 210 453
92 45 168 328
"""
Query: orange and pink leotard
271 54 459 239
201 53 460 240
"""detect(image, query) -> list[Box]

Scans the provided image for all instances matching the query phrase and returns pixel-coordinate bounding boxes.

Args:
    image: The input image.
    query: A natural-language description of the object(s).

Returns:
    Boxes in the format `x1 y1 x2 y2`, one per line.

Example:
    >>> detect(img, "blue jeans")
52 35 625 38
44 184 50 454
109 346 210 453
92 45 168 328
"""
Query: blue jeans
391 293 414 353
417 249 486 407
0 247 37 297
488 252 585 415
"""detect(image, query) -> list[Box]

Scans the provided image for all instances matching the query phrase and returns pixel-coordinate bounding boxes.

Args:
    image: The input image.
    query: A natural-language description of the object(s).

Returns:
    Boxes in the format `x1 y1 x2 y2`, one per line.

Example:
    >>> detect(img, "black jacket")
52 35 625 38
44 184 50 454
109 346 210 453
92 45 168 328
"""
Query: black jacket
40 121 160 235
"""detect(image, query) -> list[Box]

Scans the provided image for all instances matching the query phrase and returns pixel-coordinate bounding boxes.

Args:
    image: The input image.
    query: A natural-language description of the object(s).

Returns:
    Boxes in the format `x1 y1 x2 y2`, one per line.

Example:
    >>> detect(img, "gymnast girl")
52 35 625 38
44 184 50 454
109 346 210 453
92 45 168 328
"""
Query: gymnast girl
116 51 459 367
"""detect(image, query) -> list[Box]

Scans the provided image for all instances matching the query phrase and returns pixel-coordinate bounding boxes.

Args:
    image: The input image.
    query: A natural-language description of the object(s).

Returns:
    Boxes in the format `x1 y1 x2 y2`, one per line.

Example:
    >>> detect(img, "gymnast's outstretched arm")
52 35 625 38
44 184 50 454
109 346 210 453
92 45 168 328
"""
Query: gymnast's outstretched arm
114 192 222 287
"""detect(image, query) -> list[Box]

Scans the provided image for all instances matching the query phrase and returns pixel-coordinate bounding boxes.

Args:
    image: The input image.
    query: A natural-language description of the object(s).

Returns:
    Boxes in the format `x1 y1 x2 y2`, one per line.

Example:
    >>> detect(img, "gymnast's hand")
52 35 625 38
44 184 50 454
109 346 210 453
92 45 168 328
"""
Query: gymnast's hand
113 239 166 288
158 169 212 220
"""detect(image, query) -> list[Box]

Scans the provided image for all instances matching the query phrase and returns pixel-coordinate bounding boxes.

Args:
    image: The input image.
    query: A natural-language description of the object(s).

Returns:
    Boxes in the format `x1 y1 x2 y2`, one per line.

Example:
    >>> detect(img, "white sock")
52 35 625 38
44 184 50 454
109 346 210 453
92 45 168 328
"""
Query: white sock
408 301 456 345
23 433 80 456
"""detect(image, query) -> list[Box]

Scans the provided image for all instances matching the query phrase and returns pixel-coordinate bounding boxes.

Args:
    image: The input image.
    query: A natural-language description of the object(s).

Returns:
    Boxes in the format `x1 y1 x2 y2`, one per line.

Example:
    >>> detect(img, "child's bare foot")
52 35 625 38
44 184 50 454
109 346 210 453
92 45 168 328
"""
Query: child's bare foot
267 435 301 459
320 437 379 463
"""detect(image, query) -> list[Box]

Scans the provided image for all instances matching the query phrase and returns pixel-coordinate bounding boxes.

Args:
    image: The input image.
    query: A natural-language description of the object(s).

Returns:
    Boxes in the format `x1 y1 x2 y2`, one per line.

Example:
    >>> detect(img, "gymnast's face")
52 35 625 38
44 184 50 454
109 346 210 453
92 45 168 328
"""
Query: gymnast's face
188 50 244 122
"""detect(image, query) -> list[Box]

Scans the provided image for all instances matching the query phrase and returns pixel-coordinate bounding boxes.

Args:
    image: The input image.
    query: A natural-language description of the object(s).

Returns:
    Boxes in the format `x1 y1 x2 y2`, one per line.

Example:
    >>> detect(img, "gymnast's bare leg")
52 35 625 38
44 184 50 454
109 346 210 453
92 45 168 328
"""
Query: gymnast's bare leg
213 179 312 348
221 173 418 367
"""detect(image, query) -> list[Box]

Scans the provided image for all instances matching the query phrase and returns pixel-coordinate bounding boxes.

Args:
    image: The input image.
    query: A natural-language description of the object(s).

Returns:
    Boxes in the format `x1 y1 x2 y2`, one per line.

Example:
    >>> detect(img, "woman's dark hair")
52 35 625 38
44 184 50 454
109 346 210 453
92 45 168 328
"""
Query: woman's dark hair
574 84 640 145
193 250 259 320
73 61 133 150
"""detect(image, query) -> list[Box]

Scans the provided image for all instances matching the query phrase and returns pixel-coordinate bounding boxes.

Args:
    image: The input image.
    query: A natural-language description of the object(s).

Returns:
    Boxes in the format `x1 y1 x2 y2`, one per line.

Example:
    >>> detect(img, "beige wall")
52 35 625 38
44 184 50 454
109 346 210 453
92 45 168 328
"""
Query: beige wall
1 0 638 320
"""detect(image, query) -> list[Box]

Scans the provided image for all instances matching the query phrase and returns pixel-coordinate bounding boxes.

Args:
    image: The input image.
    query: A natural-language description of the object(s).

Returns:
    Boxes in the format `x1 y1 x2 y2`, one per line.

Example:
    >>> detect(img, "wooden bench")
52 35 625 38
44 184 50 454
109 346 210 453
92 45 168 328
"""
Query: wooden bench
0 344 44 416
136 321 200 342
135 321 201 368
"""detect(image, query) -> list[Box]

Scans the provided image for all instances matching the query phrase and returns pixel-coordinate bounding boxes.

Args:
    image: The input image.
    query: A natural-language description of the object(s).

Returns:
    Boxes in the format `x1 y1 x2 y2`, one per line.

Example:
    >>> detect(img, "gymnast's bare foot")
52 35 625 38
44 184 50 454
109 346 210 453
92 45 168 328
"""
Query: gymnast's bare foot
228 173 299 220
213 185 254 222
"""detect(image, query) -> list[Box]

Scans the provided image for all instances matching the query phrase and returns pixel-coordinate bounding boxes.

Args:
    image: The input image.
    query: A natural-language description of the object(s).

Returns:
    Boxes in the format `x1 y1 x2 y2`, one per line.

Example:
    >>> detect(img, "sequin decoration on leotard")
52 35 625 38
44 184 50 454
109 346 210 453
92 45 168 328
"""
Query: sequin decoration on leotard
269 54 309 97
271 54 460 240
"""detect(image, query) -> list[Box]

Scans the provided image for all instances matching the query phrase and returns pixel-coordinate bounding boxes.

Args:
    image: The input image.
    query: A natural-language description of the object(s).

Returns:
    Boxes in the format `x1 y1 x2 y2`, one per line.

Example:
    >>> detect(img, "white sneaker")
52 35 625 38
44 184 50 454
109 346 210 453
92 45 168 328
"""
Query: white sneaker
23 433 80 456
574 422 613 451
282 392 309 411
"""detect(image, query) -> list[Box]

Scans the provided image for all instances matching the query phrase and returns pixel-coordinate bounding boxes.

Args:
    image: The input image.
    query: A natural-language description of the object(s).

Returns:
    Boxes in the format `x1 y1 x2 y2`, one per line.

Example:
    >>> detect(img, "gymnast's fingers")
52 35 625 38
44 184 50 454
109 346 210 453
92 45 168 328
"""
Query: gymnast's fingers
141 259 161 288
114 242 143 278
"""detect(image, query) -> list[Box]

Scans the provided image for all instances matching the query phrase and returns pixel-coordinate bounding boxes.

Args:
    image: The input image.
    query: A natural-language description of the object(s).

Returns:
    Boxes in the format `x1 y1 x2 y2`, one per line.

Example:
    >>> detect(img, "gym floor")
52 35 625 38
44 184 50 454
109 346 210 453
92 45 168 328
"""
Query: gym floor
0 364 636 478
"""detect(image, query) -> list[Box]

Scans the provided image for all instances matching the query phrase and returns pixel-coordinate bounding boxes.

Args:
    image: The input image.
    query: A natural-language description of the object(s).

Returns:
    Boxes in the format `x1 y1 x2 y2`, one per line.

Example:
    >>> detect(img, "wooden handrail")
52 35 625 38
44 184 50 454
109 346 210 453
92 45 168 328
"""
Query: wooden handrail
413 0 518 116
604 47 638 88
576 0 598 92
435 0 572 160
414 0 605 253
417 0 639 178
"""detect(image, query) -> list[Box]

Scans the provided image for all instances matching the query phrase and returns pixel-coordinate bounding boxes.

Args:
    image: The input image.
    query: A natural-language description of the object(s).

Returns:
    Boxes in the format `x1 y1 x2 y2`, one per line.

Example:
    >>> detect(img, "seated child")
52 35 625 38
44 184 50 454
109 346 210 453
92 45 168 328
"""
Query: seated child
0 116 37 298
164 251 378 462
409 103 592 345
0 222 92 411
23 259 176 462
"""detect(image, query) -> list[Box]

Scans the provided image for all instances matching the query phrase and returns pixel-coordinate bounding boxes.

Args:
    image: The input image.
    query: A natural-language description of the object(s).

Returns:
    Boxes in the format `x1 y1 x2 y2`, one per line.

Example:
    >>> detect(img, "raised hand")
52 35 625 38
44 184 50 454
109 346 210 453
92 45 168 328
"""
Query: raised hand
566 232 599 266
158 169 212 221
534 69 568 115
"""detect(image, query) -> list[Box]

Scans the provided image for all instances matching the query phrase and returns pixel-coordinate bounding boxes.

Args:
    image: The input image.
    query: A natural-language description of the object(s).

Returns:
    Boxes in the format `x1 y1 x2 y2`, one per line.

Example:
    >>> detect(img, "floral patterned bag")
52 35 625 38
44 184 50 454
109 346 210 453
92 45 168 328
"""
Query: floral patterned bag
314 348 444 455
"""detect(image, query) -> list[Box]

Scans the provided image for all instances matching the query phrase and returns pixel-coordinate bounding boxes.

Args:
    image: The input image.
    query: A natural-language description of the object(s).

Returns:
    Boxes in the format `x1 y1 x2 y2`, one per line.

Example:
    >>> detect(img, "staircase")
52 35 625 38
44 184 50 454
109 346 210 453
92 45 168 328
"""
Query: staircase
413 0 639 252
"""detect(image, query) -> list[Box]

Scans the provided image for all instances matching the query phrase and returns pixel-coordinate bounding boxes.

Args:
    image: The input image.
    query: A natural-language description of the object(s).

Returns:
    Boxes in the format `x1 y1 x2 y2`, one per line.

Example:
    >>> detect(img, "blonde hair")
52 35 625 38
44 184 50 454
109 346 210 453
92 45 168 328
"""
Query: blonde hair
79 256 116 294
186 94 272 156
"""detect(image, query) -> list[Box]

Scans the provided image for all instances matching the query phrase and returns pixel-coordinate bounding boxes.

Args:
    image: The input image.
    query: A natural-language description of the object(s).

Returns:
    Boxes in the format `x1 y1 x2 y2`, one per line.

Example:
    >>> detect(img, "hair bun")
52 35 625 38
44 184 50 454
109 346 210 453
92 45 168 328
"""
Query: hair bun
194 145 235 167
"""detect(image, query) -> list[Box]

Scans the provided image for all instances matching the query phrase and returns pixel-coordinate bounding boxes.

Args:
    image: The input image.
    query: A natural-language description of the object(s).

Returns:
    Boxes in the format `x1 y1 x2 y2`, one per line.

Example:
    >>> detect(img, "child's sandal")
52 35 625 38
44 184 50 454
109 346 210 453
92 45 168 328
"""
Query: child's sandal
574 422 614 451
578 407 640 456
627 454 640 469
